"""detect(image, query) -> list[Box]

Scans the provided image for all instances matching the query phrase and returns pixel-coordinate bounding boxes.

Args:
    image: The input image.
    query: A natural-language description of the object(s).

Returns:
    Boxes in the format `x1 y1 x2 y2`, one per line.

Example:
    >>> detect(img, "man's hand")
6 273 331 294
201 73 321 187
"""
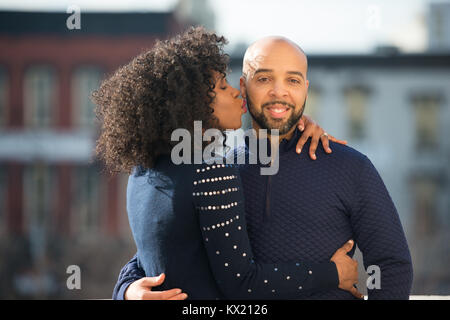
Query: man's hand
124 273 188 300
330 240 364 299
296 114 347 160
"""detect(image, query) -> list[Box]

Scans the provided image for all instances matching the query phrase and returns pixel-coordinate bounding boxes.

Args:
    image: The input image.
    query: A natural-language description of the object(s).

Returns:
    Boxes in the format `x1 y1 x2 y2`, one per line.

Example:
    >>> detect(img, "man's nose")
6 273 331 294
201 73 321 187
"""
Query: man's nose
268 81 288 98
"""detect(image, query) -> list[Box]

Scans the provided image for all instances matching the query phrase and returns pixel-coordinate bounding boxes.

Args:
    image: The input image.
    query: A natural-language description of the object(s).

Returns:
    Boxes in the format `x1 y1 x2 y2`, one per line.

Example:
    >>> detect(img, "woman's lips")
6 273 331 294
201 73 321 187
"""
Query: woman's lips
241 100 247 113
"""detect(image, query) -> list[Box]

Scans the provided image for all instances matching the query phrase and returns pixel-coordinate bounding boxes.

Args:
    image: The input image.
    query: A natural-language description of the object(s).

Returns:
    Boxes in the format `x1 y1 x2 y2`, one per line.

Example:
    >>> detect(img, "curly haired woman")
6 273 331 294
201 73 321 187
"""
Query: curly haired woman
93 27 355 300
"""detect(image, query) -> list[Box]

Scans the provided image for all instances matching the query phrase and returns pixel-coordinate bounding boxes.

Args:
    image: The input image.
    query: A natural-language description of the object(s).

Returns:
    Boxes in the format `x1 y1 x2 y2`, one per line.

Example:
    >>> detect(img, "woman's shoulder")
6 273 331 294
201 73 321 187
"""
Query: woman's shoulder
129 156 193 188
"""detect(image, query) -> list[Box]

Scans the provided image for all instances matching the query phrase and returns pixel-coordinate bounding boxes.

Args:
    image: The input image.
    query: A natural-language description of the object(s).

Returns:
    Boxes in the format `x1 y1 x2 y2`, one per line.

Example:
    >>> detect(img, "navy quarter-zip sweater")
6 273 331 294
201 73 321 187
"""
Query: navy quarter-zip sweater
114 127 413 300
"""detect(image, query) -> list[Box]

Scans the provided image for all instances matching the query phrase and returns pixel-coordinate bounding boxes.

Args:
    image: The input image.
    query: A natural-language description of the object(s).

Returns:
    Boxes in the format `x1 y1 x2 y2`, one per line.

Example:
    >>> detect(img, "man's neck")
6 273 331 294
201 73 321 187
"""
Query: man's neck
251 120 296 144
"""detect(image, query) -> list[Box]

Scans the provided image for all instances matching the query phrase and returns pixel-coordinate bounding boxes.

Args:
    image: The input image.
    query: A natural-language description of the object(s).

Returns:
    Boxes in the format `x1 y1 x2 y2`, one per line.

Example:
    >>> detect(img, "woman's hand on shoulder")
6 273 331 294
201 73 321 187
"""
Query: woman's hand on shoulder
296 114 347 160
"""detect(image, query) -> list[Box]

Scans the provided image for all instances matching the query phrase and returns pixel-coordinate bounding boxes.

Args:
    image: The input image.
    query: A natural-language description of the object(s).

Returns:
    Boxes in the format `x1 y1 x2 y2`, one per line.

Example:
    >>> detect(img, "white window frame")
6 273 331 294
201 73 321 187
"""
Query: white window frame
71 66 103 128
23 65 57 129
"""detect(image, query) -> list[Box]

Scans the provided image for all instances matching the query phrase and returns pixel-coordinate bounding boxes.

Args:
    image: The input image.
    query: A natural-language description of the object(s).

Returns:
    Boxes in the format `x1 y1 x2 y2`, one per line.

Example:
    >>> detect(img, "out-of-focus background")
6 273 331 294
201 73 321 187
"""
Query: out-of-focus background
0 0 449 299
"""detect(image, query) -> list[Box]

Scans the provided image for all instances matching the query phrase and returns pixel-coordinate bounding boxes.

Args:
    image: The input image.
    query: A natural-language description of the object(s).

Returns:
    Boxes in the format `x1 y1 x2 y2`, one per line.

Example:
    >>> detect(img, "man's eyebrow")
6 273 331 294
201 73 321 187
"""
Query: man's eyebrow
287 71 305 80
254 68 273 75
253 69 305 80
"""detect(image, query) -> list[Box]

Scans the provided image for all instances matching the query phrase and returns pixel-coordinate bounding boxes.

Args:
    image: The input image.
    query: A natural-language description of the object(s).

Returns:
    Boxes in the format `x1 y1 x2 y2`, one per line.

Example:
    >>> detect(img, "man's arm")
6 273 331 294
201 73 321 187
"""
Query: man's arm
351 156 413 299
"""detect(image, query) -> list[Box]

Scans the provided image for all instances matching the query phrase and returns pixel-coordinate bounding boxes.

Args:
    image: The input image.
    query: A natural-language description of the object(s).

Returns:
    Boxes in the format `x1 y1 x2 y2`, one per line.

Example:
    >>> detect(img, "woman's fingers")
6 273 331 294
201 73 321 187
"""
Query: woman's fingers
157 288 185 300
320 134 332 154
309 134 320 160
295 134 310 155
140 273 165 288
298 124 320 160
328 134 347 145
168 293 189 300
126 274 187 300
297 117 306 132
295 114 347 158
141 288 185 300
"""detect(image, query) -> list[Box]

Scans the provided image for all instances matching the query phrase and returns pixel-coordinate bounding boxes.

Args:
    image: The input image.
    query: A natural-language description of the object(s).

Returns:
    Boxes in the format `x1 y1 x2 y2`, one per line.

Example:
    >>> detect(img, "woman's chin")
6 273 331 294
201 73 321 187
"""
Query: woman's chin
233 122 242 130
223 122 242 131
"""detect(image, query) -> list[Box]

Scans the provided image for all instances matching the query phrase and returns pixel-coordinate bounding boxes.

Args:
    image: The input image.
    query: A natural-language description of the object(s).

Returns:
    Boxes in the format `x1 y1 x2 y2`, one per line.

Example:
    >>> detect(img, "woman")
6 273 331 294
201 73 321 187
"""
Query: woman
93 27 353 300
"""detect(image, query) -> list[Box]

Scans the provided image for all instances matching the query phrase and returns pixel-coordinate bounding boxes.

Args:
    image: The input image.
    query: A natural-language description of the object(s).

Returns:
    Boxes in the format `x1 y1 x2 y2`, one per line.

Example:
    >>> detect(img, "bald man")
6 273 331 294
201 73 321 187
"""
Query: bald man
235 37 412 299
240 37 309 140
113 36 413 300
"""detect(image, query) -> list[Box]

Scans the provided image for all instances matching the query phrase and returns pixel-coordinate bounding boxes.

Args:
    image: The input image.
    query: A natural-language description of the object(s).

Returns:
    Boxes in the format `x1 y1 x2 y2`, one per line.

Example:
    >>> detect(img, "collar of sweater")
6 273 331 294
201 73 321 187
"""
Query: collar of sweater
244 126 303 156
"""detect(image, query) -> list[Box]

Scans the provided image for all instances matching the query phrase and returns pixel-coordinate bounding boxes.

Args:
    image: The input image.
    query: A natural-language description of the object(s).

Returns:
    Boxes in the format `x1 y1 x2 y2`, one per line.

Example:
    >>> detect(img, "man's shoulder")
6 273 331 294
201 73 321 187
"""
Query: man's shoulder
326 141 369 163
314 141 373 176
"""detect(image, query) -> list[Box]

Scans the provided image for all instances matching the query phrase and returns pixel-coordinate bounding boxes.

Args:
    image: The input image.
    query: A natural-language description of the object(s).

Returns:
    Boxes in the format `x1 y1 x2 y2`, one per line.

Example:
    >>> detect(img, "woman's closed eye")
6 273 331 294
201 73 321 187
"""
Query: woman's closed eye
220 78 229 90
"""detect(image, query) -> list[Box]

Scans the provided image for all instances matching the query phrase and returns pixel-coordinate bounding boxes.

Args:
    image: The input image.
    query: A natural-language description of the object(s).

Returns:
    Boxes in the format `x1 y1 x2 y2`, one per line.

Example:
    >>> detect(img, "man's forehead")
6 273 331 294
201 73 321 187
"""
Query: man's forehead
243 37 307 76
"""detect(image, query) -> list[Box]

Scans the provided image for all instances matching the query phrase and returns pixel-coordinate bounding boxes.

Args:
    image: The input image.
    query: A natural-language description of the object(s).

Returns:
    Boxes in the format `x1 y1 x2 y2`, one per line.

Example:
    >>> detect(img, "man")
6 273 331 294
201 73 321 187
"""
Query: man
114 36 413 300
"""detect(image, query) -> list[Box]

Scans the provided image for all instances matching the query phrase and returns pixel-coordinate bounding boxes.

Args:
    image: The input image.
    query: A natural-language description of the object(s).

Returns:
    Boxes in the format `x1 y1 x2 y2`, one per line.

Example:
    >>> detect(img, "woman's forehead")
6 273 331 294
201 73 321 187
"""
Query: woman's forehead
213 70 226 81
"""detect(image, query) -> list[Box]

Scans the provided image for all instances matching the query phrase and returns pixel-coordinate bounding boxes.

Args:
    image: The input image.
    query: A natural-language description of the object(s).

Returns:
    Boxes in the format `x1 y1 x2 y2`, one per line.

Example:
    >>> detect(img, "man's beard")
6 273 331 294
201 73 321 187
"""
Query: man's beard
246 96 306 135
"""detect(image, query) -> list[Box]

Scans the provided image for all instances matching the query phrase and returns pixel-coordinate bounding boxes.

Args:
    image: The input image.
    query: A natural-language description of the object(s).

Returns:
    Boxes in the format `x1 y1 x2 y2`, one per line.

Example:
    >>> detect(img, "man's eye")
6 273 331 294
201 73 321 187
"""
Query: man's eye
257 77 269 82
289 78 301 84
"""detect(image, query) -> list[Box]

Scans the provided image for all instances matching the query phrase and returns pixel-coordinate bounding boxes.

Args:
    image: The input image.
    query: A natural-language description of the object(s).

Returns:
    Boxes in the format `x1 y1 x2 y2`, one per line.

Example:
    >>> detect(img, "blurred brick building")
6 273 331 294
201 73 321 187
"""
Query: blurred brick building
0 10 186 299
1 1 449 300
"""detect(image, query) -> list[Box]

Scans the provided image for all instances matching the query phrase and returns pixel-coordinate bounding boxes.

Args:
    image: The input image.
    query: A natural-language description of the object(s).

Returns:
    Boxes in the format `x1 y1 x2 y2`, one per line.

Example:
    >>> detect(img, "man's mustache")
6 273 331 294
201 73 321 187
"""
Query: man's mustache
261 100 295 109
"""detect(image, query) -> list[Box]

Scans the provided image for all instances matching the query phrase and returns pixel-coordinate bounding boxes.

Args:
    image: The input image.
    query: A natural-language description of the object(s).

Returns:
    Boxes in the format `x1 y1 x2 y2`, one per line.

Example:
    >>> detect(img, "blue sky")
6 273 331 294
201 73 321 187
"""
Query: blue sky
0 0 447 53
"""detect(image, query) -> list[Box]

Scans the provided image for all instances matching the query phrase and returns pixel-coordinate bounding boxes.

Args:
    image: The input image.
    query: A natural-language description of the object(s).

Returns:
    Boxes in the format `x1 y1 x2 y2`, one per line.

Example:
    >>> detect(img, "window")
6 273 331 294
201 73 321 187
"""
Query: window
411 94 441 151
71 165 101 234
0 67 8 128
71 66 103 128
343 86 369 141
305 87 321 120
411 175 440 238
24 66 57 128
23 163 55 259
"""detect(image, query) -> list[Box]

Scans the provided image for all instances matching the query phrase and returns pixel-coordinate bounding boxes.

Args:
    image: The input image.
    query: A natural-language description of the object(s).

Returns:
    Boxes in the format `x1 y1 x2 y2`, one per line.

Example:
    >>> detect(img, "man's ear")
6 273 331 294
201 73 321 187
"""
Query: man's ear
239 76 247 98
306 79 310 90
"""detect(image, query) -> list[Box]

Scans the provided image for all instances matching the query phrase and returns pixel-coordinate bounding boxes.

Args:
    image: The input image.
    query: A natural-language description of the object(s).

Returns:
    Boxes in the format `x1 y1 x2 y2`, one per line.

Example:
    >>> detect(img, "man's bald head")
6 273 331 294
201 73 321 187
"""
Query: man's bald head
242 36 308 80
239 36 310 138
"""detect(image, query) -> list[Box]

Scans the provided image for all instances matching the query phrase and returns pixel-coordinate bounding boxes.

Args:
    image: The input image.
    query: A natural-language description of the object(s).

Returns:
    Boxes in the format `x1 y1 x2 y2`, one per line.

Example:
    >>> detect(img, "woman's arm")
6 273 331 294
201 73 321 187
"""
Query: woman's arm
112 254 187 300
296 114 347 160
193 162 340 299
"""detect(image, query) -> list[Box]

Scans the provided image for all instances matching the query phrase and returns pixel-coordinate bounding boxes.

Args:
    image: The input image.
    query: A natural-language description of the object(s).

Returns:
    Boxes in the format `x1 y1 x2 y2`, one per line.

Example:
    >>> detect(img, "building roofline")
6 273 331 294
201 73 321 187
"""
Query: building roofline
230 53 450 68
0 10 175 35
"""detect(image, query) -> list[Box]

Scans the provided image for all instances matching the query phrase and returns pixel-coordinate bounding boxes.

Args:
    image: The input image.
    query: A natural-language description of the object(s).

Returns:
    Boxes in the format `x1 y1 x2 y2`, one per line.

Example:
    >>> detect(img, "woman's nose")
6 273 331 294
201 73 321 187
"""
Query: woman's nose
232 87 240 98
